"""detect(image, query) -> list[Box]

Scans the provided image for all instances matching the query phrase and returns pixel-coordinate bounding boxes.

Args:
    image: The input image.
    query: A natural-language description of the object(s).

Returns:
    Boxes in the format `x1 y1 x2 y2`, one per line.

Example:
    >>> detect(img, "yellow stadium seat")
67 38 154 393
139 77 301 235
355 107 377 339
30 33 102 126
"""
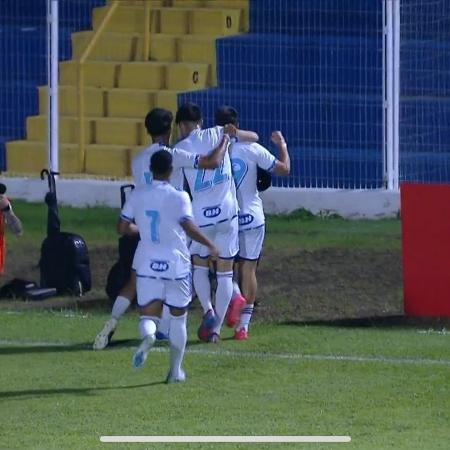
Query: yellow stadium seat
26 116 93 144
92 5 159 35
190 9 241 35
85 145 131 177
165 62 210 90
154 90 179 113
60 61 119 88
149 35 178 62
72 31 138 62
159 9 189 34
6 141 82 174
95 118 144 146
39 86 105 117
107 88 155 119
119 62 165 90
178 36 216 63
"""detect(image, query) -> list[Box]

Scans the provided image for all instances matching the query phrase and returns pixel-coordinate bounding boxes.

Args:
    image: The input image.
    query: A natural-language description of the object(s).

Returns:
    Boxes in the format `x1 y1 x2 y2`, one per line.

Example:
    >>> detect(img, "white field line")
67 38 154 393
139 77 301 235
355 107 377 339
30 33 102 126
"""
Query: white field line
100 435 351 443
1 339 449 367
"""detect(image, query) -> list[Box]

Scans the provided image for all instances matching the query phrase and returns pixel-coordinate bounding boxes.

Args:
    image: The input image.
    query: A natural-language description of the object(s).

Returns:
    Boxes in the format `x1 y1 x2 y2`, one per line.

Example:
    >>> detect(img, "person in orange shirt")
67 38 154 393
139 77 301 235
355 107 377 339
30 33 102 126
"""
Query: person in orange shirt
0 183 23 274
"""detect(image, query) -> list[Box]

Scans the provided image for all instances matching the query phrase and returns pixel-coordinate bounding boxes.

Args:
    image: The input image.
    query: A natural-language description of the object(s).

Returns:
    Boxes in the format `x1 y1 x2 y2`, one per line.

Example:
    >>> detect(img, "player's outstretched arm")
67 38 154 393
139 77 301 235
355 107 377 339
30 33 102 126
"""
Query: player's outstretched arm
197 134 231 170
271 131 291 176
0 195 23 236
181 219 219 261
117 218 139 236
224 124 259 143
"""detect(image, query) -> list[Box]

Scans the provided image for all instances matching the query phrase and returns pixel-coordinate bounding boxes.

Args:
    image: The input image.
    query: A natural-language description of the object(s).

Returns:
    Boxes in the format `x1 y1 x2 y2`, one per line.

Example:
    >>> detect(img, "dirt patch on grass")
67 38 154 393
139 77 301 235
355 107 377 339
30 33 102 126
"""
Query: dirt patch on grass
1 244 403 322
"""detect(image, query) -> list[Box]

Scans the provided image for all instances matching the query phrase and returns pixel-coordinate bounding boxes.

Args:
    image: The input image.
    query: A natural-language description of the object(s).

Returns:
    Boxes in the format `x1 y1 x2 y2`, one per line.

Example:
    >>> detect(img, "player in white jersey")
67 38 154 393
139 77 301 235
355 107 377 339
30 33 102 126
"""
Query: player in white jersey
175 102 259 342
118 150 219 383
215 106 291 340
93 108 230 350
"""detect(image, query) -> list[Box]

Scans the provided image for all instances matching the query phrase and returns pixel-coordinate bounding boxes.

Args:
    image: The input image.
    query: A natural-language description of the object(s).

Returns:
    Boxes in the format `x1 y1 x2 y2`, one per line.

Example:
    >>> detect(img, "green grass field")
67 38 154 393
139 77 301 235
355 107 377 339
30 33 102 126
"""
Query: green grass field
0 201 448 449
1 311 449 450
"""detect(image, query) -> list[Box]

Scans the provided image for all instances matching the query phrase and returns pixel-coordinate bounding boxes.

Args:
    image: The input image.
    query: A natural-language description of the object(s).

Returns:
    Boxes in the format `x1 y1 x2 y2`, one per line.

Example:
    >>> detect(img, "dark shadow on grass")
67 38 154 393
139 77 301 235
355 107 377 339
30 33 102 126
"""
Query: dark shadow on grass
282 314 450 329
0 381 166 400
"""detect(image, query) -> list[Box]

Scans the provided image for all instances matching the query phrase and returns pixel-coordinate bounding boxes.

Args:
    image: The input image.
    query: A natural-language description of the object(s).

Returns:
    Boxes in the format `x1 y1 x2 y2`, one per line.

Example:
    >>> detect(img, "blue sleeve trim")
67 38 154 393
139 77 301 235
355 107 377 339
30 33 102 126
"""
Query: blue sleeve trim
267 159 277 173
120 214 134 223
179 215 193 224
193 154 200 169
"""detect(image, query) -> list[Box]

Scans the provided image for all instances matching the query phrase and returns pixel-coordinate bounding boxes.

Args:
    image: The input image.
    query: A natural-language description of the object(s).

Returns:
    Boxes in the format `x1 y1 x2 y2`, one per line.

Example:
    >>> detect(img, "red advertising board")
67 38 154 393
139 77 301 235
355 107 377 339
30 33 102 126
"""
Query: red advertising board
401 183 450 317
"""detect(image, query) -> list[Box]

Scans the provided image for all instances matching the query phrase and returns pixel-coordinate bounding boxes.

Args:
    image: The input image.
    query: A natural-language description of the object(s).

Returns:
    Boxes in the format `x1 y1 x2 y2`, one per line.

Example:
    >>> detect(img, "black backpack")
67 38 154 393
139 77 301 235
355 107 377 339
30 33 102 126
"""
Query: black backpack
39 170 91 296
105 184 139 302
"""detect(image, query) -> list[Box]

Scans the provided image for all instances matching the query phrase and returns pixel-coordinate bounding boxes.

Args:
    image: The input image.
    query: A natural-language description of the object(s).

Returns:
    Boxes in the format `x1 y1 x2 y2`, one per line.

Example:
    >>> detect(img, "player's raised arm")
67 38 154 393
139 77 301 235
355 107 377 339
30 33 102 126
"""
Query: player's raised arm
224 123 259 143
196 133 231 170
271 131 291 176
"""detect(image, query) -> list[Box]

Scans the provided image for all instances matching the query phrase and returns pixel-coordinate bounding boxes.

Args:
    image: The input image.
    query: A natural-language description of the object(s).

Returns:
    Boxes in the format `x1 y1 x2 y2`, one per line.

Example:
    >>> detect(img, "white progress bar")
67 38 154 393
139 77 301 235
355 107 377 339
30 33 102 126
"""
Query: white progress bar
100 436 351 443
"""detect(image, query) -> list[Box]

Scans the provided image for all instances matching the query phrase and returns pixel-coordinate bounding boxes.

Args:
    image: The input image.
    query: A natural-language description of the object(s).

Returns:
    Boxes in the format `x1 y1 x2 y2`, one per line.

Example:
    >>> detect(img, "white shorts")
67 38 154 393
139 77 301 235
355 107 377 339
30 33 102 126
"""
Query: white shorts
190 216 239 260
136 275 192 309
238 225 265 261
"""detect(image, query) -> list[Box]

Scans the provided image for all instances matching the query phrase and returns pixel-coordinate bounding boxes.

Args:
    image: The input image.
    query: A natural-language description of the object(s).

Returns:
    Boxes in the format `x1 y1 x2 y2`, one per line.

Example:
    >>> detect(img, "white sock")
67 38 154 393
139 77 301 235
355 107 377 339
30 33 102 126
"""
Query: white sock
139 315 158 339
238 304 254 331
193 265 213 314
169 312 187 376
213 271 234 335
158 305 170 336
111 295 131 320
232 280 242 298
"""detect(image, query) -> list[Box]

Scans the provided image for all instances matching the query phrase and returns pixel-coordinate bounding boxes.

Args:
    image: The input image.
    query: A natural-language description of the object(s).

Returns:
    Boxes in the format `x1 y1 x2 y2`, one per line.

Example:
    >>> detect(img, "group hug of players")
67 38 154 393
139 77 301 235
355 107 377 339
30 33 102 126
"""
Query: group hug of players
92 103 290 383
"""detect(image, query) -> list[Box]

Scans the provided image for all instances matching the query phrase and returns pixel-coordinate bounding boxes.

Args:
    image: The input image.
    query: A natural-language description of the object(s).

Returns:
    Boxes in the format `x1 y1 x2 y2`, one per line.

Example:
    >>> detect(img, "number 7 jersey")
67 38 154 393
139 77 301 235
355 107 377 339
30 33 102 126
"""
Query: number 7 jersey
177 126 238 227
120 181 193 279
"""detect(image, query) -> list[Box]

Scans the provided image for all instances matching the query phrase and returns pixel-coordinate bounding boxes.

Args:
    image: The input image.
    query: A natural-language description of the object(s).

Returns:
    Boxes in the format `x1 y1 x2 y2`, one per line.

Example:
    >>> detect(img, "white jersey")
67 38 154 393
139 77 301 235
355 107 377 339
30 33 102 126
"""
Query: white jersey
121 181 193 279
230 142 276 230
131 142 200 189
176 126 238 227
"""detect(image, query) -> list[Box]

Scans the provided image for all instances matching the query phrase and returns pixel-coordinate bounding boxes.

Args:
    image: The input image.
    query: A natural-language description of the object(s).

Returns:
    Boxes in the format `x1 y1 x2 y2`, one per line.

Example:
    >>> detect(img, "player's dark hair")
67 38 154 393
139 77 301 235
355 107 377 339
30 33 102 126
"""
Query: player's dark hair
215 105 239 126
145 108 173 136
150 150 173 176
175 102 202 124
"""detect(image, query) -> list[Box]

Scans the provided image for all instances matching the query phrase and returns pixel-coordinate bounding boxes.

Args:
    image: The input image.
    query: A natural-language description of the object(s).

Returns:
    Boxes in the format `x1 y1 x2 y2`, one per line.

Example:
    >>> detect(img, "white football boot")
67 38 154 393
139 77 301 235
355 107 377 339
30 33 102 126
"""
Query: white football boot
93 318 118 350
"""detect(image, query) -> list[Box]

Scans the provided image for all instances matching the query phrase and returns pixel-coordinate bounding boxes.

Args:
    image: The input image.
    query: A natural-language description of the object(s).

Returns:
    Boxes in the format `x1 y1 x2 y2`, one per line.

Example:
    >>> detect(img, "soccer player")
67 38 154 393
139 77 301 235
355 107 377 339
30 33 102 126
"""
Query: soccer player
175 102 259 342
118 150 219 383
93 108 230 350
215 105 290 340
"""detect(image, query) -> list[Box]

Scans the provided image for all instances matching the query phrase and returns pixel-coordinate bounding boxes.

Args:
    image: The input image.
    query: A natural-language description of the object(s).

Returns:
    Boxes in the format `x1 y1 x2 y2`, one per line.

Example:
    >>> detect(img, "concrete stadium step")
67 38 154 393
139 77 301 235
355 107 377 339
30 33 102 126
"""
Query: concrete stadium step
118 62 210 90
93 5 242 36
159 8 241 35
106 88 178 119
216 34 381 95
92 4 159 34
6 141 83 174
86 144 135 178
71 31 219 64
38 86 106 117
26 115 150 147
95 118 149 147
6 140 136 177
136 34 217 64
60 61 120 88
71 31 139 62
26 115 93 144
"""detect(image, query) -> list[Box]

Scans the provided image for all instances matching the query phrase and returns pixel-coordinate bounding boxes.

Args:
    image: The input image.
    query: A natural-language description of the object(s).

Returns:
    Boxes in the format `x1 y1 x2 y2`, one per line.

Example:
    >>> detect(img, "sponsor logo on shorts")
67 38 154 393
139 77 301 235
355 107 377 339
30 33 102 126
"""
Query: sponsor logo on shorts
150 260 169 272
203 206 221 218
238 214 254 226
